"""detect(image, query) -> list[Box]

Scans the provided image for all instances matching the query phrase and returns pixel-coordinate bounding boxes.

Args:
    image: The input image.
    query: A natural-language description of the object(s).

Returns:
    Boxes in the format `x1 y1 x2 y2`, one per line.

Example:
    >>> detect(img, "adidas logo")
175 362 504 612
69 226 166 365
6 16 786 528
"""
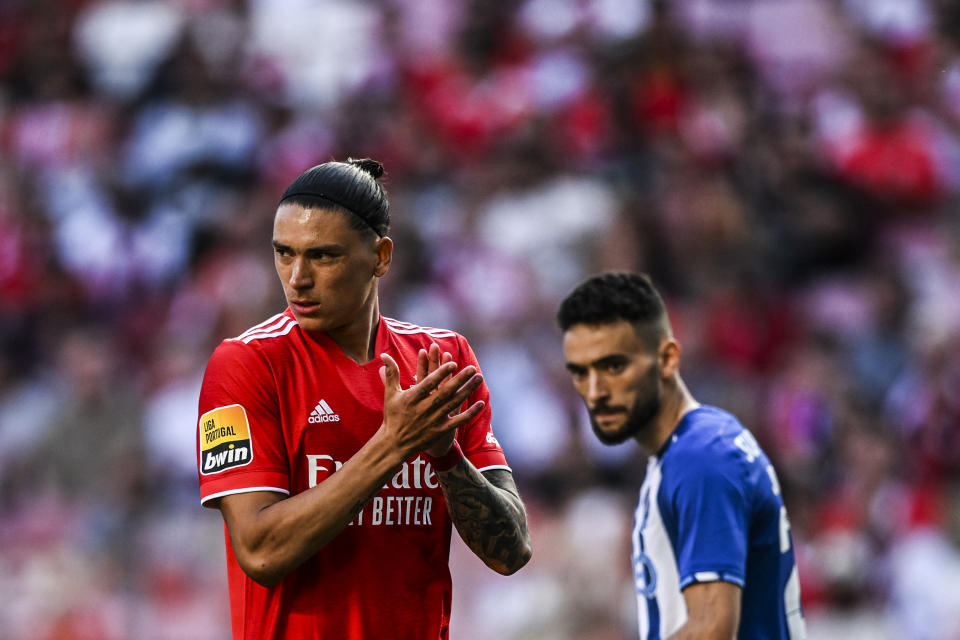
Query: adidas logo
308 399 340 423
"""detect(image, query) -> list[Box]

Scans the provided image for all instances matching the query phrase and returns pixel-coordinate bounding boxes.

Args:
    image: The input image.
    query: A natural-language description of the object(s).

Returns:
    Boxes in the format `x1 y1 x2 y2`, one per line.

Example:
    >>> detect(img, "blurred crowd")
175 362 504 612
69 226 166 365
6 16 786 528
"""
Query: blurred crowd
2 0 960 638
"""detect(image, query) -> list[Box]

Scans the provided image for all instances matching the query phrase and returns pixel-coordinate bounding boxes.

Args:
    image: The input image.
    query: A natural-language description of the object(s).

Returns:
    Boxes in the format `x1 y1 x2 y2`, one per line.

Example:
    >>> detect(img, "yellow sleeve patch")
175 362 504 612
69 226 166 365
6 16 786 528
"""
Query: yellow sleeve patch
199 404 254 475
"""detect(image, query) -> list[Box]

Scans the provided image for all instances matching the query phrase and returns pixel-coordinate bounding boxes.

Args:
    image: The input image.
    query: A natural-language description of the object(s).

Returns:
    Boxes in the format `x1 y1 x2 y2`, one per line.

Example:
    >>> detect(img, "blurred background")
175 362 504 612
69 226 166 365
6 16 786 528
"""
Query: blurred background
1 0 960 638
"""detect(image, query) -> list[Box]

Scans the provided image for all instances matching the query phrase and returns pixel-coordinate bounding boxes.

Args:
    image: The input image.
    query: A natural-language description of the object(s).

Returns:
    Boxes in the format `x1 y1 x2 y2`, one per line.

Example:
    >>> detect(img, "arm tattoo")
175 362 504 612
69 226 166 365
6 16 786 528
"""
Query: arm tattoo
437 464 532 575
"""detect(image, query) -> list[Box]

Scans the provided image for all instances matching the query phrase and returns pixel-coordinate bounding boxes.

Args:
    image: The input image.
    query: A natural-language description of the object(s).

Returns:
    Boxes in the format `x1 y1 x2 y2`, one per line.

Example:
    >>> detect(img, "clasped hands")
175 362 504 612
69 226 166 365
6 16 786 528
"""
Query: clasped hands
379 343 483 458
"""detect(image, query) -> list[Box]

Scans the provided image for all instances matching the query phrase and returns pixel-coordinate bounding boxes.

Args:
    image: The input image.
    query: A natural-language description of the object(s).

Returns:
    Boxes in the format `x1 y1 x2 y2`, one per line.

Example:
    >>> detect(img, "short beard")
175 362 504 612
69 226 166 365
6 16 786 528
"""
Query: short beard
590 367 662 445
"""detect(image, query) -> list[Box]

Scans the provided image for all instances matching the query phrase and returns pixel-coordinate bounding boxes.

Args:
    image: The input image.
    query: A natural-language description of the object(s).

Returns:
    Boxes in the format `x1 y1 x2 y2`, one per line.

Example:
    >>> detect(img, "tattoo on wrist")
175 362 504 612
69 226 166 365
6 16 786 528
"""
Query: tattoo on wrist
440 468 530 572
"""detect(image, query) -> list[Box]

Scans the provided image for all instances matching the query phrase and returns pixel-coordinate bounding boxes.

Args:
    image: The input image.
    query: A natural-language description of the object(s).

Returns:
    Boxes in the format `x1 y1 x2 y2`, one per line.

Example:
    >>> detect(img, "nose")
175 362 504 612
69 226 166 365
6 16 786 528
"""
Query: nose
586 371 608 406
288 257 313 290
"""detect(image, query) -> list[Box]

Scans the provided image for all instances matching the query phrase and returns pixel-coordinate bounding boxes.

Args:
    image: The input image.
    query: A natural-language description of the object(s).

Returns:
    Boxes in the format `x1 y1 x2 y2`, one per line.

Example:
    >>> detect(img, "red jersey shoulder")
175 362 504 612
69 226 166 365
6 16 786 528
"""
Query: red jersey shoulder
201 312 300 400
206 311 305 371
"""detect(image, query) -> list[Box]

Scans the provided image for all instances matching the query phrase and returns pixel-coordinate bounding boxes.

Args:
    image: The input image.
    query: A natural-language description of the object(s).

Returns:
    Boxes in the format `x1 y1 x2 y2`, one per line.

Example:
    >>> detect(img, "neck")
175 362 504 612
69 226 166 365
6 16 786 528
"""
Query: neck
636 375 700 455
326 296 380 364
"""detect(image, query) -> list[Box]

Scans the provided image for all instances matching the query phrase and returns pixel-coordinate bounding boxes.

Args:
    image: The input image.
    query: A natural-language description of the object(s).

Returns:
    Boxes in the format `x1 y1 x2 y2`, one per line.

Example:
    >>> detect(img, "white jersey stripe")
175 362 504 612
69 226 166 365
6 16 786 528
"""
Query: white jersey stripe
231 313 287 341
231 315 294 343
201 486 290 506
383 318 419 328
383 317 457 338
241 320 297 344
241 312 286 334
383 318 450 332
384 326 456 338
239 316 294 337
635 458 687 638
245 316 295 337
386 327 457 338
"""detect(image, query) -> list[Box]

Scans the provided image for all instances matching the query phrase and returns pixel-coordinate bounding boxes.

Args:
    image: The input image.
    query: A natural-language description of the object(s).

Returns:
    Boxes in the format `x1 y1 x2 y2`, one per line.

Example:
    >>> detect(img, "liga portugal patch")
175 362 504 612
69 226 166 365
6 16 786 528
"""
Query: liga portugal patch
199 404 253 475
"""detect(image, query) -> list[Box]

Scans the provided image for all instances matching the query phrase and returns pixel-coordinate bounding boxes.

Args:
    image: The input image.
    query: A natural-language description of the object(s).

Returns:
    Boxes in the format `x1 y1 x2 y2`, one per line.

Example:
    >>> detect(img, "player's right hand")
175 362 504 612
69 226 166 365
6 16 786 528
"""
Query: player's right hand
379 352 484 456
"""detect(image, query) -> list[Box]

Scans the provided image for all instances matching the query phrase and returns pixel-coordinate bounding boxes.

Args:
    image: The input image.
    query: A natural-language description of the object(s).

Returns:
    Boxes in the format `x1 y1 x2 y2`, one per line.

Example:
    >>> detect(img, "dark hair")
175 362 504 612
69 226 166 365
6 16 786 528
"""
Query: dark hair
557 272 669 334
279 158 389 237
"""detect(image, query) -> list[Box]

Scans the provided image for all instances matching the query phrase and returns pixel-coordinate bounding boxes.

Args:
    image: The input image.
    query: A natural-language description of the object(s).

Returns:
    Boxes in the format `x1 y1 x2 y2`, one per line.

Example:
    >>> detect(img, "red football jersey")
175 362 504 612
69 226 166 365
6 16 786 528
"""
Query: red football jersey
196 310 509 640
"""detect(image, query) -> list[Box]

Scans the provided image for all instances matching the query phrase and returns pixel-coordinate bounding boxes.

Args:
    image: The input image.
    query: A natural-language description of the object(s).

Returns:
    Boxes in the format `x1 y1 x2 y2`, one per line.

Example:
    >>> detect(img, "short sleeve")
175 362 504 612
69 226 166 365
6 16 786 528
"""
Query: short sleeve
453 335 509 472
659 446 750 589
197 340 290 507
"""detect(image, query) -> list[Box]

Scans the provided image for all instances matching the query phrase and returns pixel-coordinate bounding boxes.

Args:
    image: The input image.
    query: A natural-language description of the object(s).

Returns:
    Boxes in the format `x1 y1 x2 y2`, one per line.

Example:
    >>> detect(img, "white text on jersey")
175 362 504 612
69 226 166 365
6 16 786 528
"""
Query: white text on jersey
307 454 439 527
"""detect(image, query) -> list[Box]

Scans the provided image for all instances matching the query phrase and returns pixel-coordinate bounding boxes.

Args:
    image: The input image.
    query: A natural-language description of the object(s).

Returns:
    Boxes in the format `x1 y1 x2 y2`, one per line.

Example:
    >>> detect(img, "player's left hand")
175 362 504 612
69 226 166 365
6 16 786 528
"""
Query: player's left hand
417 343 459 457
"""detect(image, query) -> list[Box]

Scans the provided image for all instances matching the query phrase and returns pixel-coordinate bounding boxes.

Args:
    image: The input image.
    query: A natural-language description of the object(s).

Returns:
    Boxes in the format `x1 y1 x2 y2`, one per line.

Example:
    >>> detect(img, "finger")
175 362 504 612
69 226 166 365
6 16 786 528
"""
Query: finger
444 400 486 430
435 365 478 396
409 361 458 400
441 351 453 365
433 372 483 416
416 348 428 383
380 353 402 392
428 343 441 374
450 373 483 408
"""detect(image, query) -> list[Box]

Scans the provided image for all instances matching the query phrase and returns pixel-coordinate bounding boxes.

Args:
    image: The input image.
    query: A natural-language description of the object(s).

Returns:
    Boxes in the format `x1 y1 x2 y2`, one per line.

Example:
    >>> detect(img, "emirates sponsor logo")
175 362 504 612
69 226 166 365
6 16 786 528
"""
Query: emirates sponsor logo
306 454 439 527
308 399 340 423
306 455 439 490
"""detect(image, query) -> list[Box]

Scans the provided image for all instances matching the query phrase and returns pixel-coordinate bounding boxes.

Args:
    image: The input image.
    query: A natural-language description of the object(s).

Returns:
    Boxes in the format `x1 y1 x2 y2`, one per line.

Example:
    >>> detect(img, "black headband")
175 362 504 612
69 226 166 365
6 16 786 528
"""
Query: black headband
279 191 383 237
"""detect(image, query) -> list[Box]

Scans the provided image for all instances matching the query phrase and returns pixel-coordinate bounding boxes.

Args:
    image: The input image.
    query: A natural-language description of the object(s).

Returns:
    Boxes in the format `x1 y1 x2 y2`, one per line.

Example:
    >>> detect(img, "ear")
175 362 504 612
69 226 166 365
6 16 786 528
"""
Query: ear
659 338 681 378
373 236 393 277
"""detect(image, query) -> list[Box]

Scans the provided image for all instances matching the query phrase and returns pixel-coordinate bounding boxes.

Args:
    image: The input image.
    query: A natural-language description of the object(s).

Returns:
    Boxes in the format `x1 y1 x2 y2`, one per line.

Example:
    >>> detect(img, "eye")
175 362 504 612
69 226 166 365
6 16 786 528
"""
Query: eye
603 361 627 374
305 249 338 262
566 366 587 381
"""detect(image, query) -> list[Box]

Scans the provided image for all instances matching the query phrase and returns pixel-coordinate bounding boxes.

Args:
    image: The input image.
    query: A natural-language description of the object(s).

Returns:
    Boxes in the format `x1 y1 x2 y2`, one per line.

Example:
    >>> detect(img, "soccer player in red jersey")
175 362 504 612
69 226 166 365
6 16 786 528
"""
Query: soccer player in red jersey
197 158 532 639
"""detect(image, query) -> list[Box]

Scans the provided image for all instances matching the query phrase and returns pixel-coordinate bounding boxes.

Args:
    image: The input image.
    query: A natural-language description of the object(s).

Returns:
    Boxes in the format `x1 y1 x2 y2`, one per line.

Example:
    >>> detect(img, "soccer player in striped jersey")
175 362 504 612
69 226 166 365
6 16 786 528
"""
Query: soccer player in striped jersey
558 272 805 639
197 159 531 639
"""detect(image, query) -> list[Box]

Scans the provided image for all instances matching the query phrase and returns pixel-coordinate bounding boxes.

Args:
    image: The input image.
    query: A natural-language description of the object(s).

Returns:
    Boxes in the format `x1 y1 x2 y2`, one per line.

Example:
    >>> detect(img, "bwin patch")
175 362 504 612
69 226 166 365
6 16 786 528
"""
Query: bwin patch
199 404 254 475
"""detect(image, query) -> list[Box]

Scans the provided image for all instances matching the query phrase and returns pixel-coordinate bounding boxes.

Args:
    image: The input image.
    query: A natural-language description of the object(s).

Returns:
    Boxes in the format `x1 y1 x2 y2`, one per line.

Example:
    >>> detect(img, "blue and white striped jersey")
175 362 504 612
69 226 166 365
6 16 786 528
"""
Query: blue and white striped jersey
632 406 806 639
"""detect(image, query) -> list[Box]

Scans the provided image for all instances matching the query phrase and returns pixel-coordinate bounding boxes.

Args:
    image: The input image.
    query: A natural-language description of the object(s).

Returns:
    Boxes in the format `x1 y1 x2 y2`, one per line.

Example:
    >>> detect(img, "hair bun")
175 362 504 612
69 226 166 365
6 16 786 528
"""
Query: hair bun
347 157 384 179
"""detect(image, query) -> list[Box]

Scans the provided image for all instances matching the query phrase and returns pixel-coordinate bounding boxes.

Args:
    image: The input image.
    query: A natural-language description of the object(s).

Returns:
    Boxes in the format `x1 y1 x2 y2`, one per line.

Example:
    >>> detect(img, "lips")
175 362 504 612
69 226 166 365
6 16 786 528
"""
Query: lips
290 300 321 314
591 408 626 421
591 403 624 414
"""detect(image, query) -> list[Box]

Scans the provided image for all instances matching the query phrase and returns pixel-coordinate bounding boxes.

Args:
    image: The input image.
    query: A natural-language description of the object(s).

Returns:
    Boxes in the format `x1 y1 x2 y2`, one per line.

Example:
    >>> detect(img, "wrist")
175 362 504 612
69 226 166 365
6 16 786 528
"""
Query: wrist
428 440 464 472
371 425 416 468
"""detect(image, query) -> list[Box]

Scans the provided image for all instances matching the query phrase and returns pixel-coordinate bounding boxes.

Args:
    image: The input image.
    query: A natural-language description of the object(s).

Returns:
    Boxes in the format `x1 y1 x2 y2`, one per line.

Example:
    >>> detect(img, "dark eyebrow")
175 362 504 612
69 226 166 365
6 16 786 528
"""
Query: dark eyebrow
272 241 343 256
593 354 628 368
565 354 628 374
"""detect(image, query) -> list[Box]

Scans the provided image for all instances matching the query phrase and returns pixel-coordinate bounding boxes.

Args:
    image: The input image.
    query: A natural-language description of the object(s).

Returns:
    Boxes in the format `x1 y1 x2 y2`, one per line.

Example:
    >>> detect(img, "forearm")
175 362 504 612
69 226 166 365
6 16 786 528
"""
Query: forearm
222 429 405 586
436 463 532 575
